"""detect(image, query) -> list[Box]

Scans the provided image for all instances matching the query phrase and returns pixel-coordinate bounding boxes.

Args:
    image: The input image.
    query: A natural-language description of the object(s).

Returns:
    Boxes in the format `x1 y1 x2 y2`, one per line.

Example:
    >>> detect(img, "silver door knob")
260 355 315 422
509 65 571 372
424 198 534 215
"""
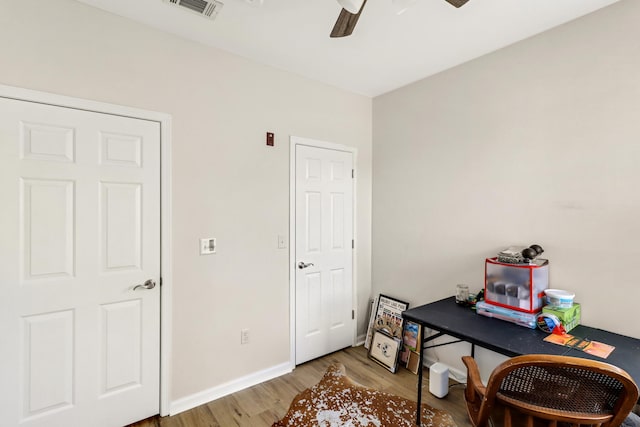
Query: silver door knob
298 262 314 269
133 279 156 291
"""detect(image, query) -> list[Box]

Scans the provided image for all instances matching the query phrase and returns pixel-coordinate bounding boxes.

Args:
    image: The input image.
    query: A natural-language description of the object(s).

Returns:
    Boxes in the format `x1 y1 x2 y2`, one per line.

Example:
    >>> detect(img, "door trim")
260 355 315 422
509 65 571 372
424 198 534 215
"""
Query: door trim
289 135 357 368
0 84 173 417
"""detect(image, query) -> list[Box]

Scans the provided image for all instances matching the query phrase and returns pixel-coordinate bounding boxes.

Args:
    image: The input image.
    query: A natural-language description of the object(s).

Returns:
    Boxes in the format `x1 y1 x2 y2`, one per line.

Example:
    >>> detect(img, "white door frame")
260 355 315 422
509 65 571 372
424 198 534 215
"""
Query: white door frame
0 84 173 417
289 135 357 368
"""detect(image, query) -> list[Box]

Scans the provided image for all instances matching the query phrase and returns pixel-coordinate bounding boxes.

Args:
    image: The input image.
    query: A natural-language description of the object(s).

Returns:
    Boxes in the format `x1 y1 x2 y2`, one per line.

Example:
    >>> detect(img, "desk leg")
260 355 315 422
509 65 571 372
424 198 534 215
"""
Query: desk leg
416 341 424 426
414 331 445 426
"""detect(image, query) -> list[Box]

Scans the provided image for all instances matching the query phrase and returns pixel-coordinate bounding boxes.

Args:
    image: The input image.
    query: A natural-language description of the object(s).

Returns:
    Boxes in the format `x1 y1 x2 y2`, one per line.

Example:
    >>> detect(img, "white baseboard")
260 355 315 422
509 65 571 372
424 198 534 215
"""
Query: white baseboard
168 348 465 416
170 362 292 415
356 334 366 346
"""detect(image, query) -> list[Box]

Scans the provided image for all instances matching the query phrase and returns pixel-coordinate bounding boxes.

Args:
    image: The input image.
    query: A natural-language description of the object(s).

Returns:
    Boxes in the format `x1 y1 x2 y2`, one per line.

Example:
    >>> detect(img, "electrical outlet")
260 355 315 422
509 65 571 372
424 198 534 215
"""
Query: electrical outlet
241 328 250 345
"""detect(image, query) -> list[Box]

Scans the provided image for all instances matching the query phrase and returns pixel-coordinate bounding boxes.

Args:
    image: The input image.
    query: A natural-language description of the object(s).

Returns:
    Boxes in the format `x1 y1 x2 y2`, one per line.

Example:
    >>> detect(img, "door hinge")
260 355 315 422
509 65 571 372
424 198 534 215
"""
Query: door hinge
159 277 163 286
352 310 355 320
352 169 355 179
352 239 354 249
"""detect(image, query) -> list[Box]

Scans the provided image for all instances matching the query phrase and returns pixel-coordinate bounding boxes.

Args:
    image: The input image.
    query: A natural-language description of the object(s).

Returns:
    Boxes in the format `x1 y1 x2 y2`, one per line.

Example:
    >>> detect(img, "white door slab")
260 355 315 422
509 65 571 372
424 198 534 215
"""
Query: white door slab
294 143 354 364
0 97 161 427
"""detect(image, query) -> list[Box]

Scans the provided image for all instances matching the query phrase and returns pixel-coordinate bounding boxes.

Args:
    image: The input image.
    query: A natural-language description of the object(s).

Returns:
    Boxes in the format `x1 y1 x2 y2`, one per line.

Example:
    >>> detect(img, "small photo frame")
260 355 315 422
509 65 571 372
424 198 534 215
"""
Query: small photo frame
400 321 421 364
368 330 402 373
406 350 421 374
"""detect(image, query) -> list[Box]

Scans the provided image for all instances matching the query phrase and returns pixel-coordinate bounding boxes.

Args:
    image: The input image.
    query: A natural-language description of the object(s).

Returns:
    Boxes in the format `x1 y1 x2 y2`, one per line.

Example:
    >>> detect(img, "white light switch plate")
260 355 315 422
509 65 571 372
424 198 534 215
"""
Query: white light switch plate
200 237 216 255
278 235 287 249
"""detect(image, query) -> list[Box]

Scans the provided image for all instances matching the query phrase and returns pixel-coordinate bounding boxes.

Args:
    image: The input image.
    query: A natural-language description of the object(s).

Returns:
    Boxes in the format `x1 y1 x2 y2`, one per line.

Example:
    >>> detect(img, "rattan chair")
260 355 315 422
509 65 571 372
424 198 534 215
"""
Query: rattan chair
462 354 639 427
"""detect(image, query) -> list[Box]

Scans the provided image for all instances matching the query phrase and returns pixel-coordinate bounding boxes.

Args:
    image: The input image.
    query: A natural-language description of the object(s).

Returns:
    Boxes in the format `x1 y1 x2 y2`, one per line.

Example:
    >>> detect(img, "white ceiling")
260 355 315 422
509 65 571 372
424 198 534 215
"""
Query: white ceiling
75 0 620 97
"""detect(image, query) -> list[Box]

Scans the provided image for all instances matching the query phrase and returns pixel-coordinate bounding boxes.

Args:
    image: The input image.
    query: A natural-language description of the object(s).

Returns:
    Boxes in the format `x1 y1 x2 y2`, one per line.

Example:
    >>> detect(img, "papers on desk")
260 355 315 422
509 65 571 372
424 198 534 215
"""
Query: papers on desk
544 333 615 359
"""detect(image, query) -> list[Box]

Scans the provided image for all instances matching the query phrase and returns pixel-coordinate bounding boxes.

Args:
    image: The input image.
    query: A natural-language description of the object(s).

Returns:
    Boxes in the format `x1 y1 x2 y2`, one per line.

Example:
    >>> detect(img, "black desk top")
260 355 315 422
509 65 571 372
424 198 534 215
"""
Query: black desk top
402 297 640 388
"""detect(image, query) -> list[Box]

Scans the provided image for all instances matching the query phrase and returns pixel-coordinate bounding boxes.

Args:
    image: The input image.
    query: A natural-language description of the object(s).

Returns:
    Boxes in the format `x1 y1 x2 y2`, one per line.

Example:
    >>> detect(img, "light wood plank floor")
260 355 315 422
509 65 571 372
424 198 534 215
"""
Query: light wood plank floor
128 345 473 427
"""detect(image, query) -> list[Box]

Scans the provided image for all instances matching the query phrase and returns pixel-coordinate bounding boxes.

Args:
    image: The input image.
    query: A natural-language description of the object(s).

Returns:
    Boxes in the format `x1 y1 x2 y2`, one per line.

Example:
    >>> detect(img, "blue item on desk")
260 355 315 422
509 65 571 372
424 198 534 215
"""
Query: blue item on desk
536 313 564 334
476 300 539 329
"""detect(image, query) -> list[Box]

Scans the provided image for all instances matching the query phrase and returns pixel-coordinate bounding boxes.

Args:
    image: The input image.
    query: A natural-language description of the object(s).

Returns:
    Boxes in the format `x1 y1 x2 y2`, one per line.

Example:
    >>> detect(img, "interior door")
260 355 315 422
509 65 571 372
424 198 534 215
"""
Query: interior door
0 97 161 427
295 143 354 364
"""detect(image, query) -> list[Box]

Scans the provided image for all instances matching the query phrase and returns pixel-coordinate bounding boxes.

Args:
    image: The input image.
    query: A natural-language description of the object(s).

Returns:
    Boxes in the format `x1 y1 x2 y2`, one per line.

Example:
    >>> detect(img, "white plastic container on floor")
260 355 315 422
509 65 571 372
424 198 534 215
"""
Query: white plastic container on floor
429 362 449 398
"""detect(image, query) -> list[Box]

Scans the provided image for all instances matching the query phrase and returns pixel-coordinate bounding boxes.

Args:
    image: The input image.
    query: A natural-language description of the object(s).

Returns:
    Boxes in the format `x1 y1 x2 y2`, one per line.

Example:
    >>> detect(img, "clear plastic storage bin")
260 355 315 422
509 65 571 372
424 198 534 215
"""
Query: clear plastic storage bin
484 257 549 313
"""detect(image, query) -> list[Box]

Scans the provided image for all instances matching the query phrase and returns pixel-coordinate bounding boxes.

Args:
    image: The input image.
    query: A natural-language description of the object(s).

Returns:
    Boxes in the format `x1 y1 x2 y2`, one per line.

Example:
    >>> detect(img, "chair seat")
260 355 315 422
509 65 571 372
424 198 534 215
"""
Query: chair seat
462 354 639 427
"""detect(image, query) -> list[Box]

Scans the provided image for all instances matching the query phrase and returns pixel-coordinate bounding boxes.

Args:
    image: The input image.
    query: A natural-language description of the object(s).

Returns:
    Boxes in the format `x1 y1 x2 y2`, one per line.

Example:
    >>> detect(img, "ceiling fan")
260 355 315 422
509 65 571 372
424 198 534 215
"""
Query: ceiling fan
330 0 470 38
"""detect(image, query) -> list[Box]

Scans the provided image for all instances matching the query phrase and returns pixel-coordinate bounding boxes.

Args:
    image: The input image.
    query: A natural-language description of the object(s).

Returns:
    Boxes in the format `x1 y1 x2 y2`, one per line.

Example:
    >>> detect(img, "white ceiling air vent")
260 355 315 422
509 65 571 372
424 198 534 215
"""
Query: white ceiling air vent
163 0 224 20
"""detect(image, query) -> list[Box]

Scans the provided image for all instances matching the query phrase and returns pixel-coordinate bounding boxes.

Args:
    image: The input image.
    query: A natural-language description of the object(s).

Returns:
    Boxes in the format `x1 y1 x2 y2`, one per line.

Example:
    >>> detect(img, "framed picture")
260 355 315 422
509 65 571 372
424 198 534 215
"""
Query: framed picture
364 296 378 350
400 321 421 364
406 350 421 374
369 330 402 373
365 294 409 349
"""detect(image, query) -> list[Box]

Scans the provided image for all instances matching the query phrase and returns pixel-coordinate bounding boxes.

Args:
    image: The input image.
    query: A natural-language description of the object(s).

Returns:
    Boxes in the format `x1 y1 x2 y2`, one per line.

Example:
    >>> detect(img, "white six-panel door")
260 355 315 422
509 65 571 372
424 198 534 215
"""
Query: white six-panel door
0 97 161 427
295 143 354 364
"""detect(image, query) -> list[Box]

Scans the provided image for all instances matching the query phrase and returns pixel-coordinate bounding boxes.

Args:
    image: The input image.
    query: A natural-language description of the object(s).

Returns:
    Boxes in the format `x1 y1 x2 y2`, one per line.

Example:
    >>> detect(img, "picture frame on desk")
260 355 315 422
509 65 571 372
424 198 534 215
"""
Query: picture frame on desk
368 330 402 373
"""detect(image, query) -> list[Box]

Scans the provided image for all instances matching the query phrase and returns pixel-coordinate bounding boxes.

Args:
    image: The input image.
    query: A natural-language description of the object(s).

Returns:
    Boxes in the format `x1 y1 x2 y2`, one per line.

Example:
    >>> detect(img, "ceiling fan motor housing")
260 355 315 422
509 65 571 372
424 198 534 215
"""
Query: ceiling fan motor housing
337 0 365 14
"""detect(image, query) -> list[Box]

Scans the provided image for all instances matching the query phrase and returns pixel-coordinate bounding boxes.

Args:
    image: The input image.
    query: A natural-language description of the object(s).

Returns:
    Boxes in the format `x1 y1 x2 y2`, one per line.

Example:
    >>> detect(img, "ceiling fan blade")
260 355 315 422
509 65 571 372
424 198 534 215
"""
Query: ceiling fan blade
444 0 470 7
330 0 367 38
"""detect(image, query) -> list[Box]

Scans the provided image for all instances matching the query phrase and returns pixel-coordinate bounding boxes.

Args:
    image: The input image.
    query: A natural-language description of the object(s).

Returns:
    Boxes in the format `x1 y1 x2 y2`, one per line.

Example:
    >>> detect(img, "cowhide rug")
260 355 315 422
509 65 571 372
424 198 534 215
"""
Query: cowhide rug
273 363 457 427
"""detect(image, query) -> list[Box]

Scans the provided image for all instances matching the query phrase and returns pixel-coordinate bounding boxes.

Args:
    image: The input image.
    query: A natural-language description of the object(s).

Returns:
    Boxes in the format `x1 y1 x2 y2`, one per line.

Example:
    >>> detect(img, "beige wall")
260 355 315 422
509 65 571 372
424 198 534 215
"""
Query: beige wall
0 0 372 402
373 0 639 375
